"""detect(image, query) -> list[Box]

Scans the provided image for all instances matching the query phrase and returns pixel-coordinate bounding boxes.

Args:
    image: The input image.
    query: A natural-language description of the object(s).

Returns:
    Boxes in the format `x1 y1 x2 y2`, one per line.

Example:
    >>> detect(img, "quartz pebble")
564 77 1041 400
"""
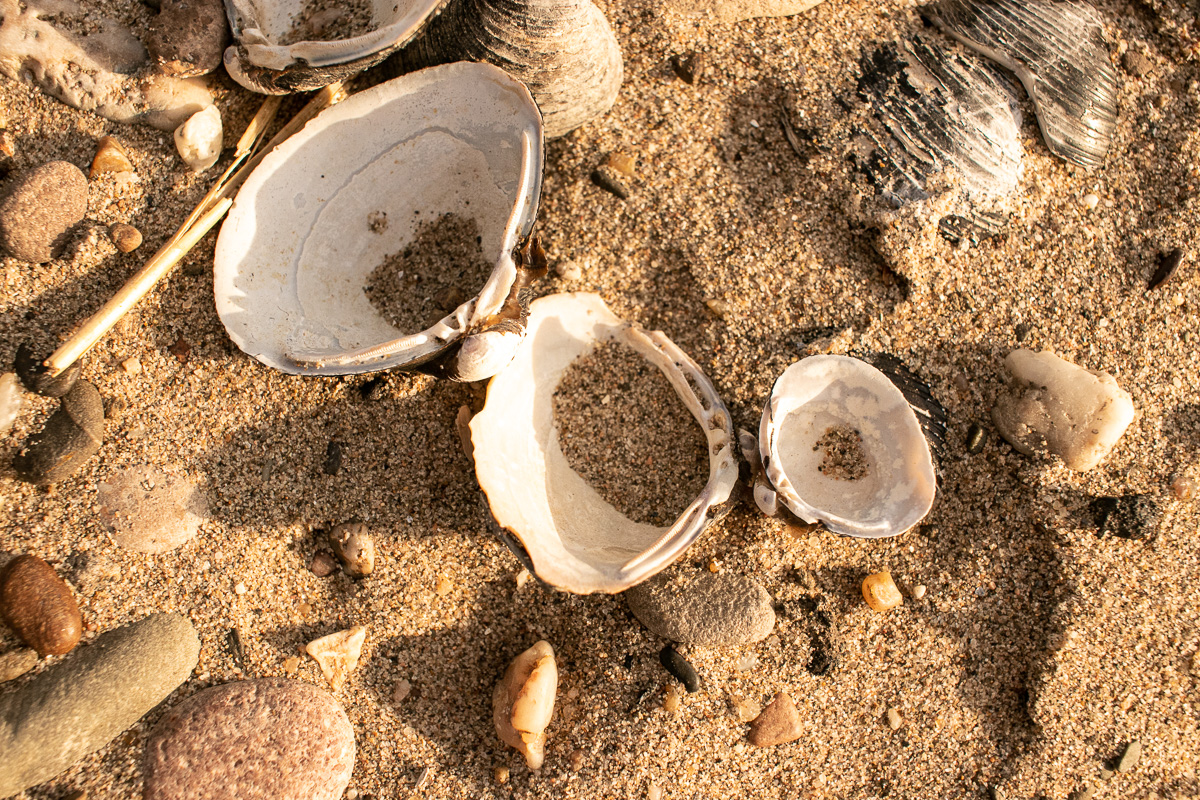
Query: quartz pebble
887 707 903 730
862 571 903 612
0 613 200 798
0 647 38 681
493 640 557 769
109 223 142 253
96 465 207 553
747 691 803 746
13 379 104 484
992 350 1135 471
0 160 87 262
306 626 366 690
146 0 229 77
625 570 775 646
174 106 223 172
143 678 355 800
89 136 133 178
310 550 338 577
0 554 83 656
330 522 375 577
0 372 21 437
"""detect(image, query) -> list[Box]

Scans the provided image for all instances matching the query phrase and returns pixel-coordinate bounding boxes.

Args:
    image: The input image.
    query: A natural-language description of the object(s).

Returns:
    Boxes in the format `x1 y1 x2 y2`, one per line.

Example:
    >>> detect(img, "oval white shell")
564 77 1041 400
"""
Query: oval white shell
470 292 739 594
759 355 935 538
213 62 544 377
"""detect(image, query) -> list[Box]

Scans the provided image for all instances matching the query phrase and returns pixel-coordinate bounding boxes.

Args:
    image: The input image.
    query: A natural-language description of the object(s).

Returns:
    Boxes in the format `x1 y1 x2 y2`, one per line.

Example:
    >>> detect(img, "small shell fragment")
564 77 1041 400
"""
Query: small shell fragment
862 571 903 612
305 625 367 690
493 640 557 769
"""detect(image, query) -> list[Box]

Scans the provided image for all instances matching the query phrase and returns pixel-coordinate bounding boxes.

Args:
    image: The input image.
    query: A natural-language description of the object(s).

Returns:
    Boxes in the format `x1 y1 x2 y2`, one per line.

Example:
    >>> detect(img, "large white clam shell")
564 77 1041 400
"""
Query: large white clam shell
213 62 544 378
470 292 739 594
759 355 936 538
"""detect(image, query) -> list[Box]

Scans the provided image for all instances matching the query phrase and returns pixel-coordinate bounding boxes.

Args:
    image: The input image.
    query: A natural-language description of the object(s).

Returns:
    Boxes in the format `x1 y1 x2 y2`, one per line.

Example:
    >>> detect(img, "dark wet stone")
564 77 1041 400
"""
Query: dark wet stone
625 571 775 646
0 613 200 797
0 160 88 262
323 441 343 475
13 380 104 484
143 678 355 800
1089 495 1161 540
0 554 83 656
966 422 987 454
1147 247 1185 292
14 342 82 397
591 167 631 200
659 645 700 693
147 0 230 77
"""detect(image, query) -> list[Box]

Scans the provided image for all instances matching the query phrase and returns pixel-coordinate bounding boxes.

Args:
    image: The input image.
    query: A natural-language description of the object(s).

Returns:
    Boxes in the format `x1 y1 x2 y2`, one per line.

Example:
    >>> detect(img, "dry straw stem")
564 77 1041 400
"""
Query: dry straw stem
44 85 350 377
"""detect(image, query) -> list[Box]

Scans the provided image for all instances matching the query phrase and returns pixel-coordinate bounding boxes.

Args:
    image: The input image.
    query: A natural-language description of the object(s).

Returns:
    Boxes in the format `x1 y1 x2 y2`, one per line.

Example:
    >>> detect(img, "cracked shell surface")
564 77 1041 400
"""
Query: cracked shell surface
760 355 936 538
213 62 544 378
469 292 739 594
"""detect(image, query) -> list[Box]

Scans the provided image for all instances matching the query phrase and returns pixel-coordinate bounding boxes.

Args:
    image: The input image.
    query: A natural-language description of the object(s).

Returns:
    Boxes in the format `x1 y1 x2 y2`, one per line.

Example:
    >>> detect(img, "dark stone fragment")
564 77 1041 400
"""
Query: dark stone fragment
226 628 244 668
966 422 987 454
591 168 631 200
168 337 191 363
1089 495 1161 540
322 441 343 475
659 645 700 693
1147 247 1185 291
146 0 230 77
1122 51 1153 77
14 342 82 397
670 51 705 84
1014 321 1033 342
13 380 104 484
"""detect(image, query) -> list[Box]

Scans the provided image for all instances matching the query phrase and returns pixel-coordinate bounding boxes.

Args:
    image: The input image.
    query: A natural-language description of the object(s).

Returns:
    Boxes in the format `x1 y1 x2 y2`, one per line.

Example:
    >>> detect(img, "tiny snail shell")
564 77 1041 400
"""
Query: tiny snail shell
862 571 903 612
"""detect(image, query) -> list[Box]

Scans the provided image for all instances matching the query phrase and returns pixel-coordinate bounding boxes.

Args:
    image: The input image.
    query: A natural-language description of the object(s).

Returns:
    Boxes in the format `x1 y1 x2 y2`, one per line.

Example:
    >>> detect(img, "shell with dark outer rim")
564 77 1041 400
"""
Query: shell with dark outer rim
923 0 1119 168
213 62 545 381
469 292 738 594
389 0 624 138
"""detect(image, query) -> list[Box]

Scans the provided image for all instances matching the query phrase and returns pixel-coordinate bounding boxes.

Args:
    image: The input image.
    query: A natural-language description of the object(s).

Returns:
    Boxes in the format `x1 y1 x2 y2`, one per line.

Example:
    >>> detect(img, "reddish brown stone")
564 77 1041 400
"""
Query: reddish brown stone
747 691 803 747
0 554 83 656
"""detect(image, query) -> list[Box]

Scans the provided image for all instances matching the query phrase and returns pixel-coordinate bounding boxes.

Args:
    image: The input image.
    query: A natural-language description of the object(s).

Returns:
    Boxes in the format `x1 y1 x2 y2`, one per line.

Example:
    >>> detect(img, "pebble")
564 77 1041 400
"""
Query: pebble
992 349 1135 471
89 136 134 178
109 223 143 253
862 571 903 612
0 613 200 797
747 691 803 746
143 678 355 800
625 570 775 646
659 645 701 692
887 707 903 730
306 625 366 690
330 522 375 577
912 584 927 600
1117 739 1142 772
1148 247 1185 291
282 655 300 675
1171 475 1196 501
1082 192 1100 210
13 379 105 484
393 677 412 705
1122 51 1153 76
494 765 510 784
0 554 83 656
0 129 13 159
310 550 338 577
173 105 223 172
14 342 82 397
966 422 987 454
96 465 207 553
146 0 228 77
0 372 21 437
670 51 706 84
1088 495 1161 540
0 160 88 262
0 647 38 681
591 166 631 200
555 259 583 281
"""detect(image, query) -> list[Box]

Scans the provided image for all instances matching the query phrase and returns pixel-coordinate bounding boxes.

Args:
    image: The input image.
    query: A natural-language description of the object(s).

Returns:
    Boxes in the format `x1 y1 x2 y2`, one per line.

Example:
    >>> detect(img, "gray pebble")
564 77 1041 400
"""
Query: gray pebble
1117 739 1142 772
0 613 200 797
143 678 355 800
12 379 104 484
0 160 87 262
0 647 38 682
625 570 775 646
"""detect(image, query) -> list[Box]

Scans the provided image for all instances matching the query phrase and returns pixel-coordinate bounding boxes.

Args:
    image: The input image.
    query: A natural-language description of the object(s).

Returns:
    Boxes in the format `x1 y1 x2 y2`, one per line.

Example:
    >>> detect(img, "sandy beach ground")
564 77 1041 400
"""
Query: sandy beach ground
1 0 1198 797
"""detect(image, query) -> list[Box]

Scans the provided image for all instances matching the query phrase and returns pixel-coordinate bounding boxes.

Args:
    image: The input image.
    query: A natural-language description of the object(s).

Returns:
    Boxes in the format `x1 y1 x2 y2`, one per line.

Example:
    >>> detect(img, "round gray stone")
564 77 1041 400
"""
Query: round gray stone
144 678 355 800
0 160 87 262
0 613 200 797
625 569 776 646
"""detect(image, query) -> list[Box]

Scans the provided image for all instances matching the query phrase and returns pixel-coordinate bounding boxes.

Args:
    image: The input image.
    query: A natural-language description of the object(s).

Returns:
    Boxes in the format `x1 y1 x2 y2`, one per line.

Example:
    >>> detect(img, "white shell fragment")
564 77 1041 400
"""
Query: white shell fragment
214 63 545 379
96 465 208 553
470 292 739 594
173 105 223 172
306 625 367 690
493 640 557 769
991 349 1135 471
223 0 444 93
760 355 936 538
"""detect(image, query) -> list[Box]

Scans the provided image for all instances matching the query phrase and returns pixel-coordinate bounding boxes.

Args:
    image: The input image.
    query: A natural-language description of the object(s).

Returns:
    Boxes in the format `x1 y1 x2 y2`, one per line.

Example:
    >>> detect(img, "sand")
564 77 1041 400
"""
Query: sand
1 0 1198 798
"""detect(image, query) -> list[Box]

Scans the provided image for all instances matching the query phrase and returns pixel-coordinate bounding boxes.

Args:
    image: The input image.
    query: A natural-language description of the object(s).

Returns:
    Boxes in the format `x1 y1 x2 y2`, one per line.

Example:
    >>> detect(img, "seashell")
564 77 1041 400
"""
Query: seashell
390 0 624 138
493 640 557 769
854 35 1023 241
923 0 1119 168
758 355 937 538
469 292 739 594
329 522 376 577
861 570 903 612
12 380 104 485
305 625 367 690
221 0 446 93
214 63 546 381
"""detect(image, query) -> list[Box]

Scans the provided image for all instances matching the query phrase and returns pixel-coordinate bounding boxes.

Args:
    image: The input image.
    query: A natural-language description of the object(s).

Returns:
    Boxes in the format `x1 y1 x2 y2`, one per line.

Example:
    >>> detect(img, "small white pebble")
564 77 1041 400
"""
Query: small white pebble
912 584 927 599
648 784 663 800
887 707 903 730
234 581 247 595
1097 317 1108 328
516 568 531 589
1082 192 1100 210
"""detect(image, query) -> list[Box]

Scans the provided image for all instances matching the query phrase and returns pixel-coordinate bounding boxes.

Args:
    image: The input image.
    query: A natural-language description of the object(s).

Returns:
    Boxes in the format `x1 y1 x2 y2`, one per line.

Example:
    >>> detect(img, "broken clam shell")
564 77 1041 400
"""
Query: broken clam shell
469 292 738 594
213 62 545 380
758 355 936 538
222 0 447 93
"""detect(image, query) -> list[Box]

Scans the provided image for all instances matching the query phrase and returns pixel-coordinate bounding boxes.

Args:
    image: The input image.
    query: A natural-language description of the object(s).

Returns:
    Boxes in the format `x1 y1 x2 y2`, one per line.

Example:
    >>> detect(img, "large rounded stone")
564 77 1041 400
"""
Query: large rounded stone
12 379 105 484
0 160 87 262
0 613 200 797
0 553 82 656
625 570 776 646
144 678 356 800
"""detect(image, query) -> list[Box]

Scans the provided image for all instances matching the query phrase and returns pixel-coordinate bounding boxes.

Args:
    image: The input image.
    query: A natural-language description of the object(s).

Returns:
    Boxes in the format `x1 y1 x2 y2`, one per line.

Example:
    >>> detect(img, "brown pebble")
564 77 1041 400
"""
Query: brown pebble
309 550 338 577
0 554 83 656
0 647 39 681
146 0 229 77
670 51 706 84
90 136 133 179
1121 51 1153 77
109 223 143 253
12 380 105 485
747 691 803 746
0 160 88 263
1171 475 1196 501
